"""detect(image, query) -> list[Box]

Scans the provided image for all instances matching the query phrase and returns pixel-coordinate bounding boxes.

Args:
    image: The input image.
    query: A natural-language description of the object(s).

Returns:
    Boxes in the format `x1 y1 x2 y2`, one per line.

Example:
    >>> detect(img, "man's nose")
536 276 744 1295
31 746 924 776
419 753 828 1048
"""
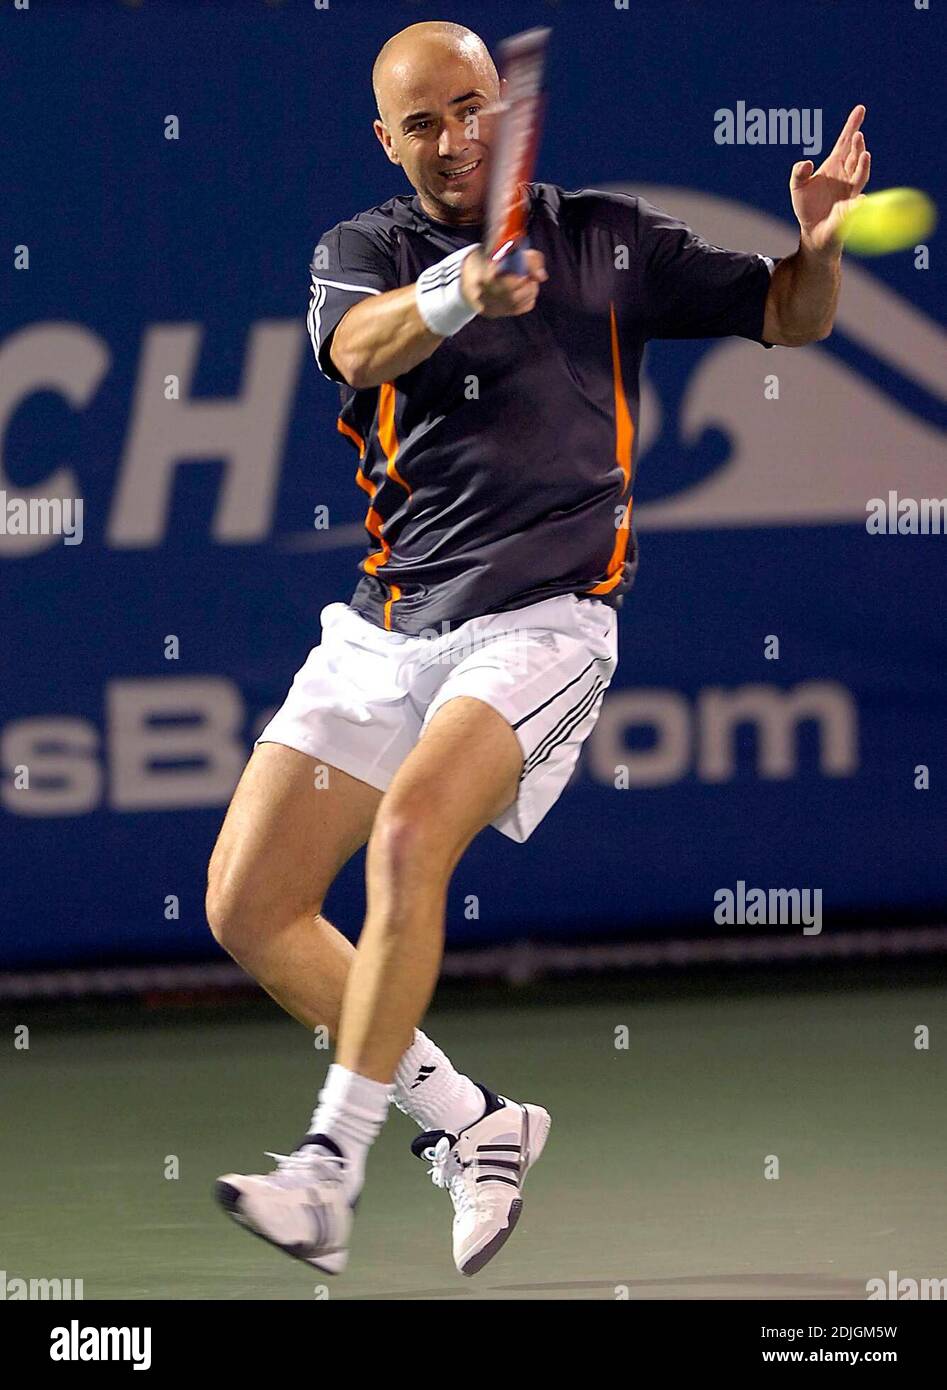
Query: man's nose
437 119 470 159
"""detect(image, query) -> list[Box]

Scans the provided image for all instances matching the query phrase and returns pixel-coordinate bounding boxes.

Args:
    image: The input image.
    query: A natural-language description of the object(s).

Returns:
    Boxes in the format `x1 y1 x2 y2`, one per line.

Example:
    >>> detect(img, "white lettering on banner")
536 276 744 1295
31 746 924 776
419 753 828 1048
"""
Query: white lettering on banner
587 681 857 788
1 679 859 817
0 216 941 554
1 681 246 815
697 682 858 780
109 322 303 546
107 678 246 810
0 324 108 558
0 718 102 816
592 691 692 787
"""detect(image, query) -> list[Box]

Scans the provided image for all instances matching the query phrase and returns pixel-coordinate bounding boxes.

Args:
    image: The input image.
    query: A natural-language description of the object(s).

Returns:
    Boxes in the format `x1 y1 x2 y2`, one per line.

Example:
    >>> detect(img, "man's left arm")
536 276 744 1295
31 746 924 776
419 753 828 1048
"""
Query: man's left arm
763 104 871 347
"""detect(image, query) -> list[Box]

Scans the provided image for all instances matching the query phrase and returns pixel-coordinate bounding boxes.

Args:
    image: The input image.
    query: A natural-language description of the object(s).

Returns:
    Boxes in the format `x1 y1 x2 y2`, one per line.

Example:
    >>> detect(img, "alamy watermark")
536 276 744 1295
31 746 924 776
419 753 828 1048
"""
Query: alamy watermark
0 491 83 544
866 492 947 535
867 1270 947 1300
50 1320 151 1370
389 621 551 687
1 1268 84 1299
714 103 822 158
714 880 822 935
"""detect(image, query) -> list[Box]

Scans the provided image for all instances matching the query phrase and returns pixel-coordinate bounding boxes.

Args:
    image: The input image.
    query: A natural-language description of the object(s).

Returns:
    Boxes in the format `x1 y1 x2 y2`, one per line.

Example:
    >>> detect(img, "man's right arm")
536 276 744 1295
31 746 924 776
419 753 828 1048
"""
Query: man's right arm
329 248 547 391
329 285 445 390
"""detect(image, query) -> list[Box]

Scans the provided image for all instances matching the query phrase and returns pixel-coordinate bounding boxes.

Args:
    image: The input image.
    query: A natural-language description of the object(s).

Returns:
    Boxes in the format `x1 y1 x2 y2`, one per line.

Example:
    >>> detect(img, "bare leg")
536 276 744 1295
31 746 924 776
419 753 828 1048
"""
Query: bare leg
335 696 524 1083
206 742 381 1029
211 718 534 1275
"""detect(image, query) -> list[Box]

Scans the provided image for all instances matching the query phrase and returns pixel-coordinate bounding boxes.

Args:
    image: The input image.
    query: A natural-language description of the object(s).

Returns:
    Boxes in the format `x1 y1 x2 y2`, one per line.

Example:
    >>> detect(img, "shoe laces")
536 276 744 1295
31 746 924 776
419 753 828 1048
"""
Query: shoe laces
423 1134 476 1218
262 1145 346 1188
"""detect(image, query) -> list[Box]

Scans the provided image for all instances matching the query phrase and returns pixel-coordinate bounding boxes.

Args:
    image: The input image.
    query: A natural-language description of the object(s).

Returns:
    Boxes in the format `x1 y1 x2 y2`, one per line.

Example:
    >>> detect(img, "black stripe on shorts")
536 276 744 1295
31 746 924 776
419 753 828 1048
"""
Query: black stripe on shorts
520 678 606 782
512 655 612 733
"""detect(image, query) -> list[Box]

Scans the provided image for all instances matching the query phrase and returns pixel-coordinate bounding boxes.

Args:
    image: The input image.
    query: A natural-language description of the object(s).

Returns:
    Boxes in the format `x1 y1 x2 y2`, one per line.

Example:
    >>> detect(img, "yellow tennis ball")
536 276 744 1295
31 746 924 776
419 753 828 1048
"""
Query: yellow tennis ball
839 187 937 255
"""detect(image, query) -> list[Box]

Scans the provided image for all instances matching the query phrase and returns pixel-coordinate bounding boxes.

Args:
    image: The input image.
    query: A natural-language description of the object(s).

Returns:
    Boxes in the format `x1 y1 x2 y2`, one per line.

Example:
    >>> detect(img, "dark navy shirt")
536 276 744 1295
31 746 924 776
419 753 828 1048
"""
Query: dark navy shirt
308 184 776 635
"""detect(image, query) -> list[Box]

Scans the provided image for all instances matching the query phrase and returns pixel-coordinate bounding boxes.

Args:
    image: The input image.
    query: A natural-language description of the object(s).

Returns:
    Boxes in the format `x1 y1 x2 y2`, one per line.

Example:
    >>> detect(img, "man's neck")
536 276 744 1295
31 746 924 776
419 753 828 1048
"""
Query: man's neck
415 184 529 232
416 194 484 228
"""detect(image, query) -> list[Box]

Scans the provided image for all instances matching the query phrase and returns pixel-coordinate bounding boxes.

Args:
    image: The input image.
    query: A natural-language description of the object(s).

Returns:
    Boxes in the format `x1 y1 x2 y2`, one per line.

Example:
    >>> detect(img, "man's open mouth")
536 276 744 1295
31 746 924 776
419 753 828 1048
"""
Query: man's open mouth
442 159 482 181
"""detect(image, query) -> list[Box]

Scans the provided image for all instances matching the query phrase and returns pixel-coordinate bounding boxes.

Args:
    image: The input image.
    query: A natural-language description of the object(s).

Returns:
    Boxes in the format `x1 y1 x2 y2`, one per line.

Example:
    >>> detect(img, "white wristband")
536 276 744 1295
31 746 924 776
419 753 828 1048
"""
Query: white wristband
415 243 480 337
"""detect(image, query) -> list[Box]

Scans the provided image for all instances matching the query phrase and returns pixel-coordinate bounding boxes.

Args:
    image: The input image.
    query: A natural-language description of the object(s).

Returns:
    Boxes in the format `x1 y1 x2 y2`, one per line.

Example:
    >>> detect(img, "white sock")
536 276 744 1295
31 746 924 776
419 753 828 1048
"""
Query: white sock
392 1030 486 1134
307 1063 392 1197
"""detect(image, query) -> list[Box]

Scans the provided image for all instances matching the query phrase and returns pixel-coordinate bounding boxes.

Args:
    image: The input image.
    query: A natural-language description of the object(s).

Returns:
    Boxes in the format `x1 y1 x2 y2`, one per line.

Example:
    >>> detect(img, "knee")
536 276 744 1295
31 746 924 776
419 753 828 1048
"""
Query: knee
367 803 455 882
205 869 314 960
204 871 254 957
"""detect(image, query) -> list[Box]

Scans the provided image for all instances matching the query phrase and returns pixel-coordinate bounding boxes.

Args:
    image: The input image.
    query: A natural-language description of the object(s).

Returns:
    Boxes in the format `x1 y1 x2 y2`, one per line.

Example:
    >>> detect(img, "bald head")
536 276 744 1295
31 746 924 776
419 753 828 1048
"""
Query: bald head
370 22 501 226
372 22 498 127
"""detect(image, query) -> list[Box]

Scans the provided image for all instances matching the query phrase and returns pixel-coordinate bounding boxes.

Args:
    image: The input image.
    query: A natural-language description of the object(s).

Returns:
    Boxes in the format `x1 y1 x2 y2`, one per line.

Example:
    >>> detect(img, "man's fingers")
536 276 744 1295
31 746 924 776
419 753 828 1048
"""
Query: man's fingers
506 281 538 308
474 248 545 316
493 273 532 300
852 148 871 196
511 290 540 316
790 160 814 188
844 130 865 178
478 282 537 317
834 104 864 154
495 278 539 314
523 249 548 282
831 103 866 161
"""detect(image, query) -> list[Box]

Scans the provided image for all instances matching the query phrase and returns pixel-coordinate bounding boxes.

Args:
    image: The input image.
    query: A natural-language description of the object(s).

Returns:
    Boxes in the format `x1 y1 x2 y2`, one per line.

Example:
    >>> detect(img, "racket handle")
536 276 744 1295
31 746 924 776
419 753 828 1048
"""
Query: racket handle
495 238 531 276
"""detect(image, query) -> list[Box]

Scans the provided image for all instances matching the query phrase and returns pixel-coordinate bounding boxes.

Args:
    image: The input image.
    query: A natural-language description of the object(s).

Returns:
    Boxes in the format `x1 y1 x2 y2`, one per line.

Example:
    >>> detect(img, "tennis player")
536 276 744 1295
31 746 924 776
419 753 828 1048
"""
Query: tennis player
207 21 870 1276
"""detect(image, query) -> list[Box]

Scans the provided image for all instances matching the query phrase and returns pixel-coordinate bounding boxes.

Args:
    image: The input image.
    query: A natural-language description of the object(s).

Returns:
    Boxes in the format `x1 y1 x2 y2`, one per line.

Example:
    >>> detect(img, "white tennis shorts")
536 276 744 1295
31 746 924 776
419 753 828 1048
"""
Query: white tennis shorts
256 591 618 842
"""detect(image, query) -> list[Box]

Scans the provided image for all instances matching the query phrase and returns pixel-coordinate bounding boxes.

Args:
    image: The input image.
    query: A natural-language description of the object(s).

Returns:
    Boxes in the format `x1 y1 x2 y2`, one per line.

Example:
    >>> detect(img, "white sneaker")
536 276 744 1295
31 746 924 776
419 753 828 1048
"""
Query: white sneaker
215 1137 353 1275
412 1086 551 1277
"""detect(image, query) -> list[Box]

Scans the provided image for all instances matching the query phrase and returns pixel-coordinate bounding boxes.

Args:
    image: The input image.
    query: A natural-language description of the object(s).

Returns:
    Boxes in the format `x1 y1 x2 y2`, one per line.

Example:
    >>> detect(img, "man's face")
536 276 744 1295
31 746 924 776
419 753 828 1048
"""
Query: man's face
374 49 500 225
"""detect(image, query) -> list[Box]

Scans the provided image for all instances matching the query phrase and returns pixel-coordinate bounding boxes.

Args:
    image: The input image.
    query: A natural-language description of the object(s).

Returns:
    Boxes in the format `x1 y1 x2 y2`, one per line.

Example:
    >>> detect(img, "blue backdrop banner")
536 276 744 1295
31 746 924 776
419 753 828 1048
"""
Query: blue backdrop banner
2 1 945 968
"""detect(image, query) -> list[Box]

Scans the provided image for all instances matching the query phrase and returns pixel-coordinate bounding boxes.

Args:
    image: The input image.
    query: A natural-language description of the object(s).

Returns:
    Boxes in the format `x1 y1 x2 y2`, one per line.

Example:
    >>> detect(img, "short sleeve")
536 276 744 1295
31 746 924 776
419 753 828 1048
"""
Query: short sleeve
307 222 399 382
636 197 778 346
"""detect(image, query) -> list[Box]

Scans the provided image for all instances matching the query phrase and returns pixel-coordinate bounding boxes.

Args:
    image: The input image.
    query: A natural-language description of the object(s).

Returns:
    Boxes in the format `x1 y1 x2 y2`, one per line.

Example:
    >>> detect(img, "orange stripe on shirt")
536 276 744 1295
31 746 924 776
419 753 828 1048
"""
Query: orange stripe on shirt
383 584 402 630
336 418 366 458
587 303 635 596
337 386 408 629
378 383 411 496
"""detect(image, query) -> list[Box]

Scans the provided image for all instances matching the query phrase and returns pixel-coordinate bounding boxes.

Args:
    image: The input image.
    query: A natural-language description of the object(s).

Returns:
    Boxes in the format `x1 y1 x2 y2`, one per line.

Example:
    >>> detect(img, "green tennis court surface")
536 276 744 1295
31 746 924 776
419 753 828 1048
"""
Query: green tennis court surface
4 965 946 1301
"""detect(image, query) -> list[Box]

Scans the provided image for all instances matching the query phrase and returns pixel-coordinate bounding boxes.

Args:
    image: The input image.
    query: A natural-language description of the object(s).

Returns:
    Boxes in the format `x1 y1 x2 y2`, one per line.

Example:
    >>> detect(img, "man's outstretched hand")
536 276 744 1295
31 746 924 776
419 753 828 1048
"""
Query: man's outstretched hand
790 104 872 253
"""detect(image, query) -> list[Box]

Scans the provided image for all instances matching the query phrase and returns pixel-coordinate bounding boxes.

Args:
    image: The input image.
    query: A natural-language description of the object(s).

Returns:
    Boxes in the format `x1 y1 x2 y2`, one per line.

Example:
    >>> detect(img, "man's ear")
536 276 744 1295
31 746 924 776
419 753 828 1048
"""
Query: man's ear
373 119 401 167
